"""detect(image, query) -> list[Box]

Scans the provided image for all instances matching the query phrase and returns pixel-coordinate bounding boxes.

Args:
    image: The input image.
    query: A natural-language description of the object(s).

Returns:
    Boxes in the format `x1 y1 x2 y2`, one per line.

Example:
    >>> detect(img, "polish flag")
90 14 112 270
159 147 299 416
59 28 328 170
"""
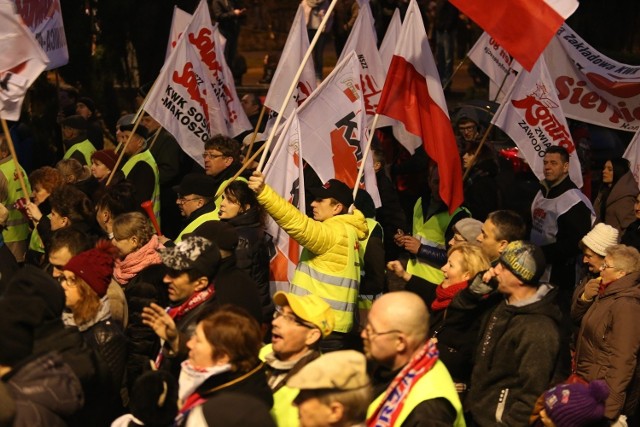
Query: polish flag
450 0 579 71
376 0 463 213
378 8 401 73
263 112 305 295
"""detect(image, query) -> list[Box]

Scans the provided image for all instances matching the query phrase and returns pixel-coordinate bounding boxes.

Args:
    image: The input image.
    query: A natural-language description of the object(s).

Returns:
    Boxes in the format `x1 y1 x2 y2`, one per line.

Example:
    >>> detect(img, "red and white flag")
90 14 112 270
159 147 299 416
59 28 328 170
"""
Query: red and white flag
0 2 49 121
623 129 640 191
297 51 381 207
263 5 316 118
144 0 251 167
492 55 583 187
376 0 463 213
467 32 522 101
263 112 305 294
13 0 68 69
338 1 383 126
165 6 192 60
450 0 578 71
378 8 401 73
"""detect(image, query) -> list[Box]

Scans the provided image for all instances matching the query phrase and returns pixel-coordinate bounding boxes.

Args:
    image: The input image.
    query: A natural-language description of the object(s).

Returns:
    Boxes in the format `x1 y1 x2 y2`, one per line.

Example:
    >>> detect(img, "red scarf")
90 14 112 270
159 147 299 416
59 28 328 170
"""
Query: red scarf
597 279 611 297
431 281 468 312
367 339 440 427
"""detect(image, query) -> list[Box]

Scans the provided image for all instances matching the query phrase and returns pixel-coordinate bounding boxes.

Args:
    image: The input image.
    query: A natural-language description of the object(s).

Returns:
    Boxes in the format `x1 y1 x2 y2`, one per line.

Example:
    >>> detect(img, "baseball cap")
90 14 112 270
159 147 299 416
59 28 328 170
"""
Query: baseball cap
273 291 334 338
309 179 354 208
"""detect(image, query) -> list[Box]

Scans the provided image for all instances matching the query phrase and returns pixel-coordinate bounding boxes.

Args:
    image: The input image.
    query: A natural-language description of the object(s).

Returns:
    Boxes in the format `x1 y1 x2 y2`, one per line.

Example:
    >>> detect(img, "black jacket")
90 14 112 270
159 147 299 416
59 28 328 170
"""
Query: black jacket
196 362 273 409
463 157 501 222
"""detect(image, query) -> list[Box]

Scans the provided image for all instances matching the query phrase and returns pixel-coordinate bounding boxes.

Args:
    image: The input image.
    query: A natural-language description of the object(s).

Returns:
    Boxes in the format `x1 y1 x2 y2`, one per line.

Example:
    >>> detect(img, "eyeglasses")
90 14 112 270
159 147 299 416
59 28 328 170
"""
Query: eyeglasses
273 307 315 329
361 321 401 340
600 261 616 271
202 152 227 160
458 125 477 132
57 275 77 287
177 196 203 205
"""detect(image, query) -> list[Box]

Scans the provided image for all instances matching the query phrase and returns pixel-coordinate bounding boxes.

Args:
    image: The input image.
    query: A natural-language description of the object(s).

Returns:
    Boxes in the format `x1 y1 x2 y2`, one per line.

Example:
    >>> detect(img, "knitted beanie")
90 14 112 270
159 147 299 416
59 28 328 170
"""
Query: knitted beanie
77 97 96 114
543 380 609 427
64 240 116 298
499 240 546 285
91 149 118 171
581 223 619 256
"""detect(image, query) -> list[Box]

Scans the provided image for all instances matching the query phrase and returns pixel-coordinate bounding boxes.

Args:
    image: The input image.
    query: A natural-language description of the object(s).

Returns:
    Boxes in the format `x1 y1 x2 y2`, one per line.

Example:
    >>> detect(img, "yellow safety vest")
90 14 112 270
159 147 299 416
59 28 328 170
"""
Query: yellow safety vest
357 218 382 310
259 344 301 427
63 139 96 166
0 158 31 243
122 150 161 227
407 202 468 283
290 223 361 333
175 210 219 243
28 214 50 253
367 360 466 427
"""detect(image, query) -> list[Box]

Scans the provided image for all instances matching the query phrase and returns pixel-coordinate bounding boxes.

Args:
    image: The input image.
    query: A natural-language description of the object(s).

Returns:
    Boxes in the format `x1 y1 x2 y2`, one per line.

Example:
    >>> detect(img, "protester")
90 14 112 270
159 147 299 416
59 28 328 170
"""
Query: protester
593 158 638 234
95 180 139 239
531 380 610 427
448 217 483 247
61 115 96 166
173 173 218 243
477 209 528 263
461 141 501 221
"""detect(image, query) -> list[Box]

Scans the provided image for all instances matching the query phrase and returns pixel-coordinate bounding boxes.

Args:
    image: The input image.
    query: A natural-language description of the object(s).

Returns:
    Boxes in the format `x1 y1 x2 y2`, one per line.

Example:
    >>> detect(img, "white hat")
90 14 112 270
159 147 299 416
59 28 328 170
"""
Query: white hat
581 223 619 256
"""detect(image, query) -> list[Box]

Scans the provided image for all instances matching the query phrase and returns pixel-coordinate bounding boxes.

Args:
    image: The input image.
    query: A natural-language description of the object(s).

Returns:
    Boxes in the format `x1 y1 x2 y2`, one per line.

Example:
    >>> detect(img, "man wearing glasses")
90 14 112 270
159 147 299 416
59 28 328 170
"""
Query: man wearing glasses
363 291 464 426
261 291 335 427
173 173 218 243
202 135 247 209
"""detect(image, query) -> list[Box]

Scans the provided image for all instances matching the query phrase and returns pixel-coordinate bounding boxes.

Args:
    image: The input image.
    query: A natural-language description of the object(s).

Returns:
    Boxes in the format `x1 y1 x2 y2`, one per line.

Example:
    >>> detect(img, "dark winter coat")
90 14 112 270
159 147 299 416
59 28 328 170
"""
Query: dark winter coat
573 271 640 420
463 156 501 222
621 219 640 252
593 171 638 234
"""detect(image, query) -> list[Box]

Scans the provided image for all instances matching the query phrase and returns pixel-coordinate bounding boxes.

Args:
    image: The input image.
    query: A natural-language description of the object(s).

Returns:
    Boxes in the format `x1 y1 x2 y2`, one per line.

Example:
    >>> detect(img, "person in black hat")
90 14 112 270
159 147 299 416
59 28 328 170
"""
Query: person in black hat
76 96 105 150
117 123 161 224
248 171 368 351
173 173 218 243
61 115 96 167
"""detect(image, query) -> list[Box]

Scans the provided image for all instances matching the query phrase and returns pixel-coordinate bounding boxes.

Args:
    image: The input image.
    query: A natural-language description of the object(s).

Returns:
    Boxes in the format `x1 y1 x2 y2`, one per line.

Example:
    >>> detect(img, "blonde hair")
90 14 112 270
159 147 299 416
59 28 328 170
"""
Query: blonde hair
56 158 86 184
448 243 491 278
112 212 155 246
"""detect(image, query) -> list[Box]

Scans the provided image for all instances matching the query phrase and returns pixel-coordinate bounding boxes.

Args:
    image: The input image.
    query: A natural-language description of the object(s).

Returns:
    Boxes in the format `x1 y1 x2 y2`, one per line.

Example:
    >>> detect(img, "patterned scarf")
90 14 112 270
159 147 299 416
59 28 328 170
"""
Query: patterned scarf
431 281 468 312
113 235 163 285
367 339 440 427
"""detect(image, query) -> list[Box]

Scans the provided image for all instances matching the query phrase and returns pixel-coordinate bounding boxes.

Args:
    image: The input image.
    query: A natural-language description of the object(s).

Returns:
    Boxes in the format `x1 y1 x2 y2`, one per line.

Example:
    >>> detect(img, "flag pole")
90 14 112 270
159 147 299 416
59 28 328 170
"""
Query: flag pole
1 119 29 198
491 65 513 103
461 122 496 181
244 105 267 165
352 114 381 202
148 127 163 151
116 81 157 153
442 56 467 91
257 0 341 172
106 112 146 186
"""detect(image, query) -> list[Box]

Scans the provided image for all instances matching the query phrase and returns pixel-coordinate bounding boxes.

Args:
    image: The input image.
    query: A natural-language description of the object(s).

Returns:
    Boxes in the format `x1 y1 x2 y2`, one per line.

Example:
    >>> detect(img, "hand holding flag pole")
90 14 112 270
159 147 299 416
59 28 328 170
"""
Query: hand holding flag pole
257 0 341 172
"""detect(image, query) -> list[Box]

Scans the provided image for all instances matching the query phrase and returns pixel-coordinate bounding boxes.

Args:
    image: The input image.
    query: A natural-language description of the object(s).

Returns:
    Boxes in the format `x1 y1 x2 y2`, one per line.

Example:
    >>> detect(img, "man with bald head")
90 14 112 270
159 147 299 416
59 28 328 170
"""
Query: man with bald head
362 292 465 426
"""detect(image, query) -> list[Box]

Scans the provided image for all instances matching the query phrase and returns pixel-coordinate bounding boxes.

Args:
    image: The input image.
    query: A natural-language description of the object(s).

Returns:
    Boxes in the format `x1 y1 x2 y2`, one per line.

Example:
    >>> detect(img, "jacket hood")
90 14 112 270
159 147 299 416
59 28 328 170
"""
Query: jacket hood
601 271 640 300
504 284 563 325
331 208 369 241
607 171 638 205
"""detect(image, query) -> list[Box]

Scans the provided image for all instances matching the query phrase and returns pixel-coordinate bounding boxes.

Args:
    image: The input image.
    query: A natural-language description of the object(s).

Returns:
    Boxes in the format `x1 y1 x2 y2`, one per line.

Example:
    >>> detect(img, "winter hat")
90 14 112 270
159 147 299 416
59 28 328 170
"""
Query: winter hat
0 265 66 322
185 220 239 252
453 218 483 244
61 115 88 131
120 123 149 139
91 149 118 171
309 179 354 209
581 223 619 257
288 350 369 391
116 113 135 129
543 380 609 427
273 291 335 338
129 370 178 427
499 240 546 285
77 97 96 114
173 173 217 198
159 236 221 277
64 240 117 298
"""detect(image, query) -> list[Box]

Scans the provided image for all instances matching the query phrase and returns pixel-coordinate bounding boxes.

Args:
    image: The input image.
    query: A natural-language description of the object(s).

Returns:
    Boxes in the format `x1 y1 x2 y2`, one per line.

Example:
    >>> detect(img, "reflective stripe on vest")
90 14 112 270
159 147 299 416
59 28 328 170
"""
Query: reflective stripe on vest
407 203 468 283
175 210 219 243
290 225 360 333
122 150 161 226
0 159 31 243
367 360 465 427
63 139 96 166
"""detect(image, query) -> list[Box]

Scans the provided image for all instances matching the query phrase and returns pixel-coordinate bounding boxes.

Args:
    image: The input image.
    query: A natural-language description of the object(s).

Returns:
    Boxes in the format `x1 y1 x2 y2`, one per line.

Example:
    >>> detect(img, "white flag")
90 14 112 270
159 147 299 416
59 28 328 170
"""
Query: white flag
263 112 305 295
467 32 522 101
165 6 192 60
492 55 583 187
144 0 251 166
0 1 49 120
297 51 381 206
378 8 401 73
338 2 384 126
263 5 316 117
623 129 640 191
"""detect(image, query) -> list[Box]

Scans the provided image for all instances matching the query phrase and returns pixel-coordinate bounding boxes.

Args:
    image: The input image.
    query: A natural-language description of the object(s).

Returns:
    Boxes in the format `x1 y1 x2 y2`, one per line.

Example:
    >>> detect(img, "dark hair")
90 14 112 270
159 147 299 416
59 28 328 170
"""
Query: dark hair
49 185 94 224
204 134 241 162
545 146 570 163
242 92 262 109
200 305 262 373
487 210 527 242
223 180 266 225
29 166 64 194
95 181 140 216
50 227 92 256
607 158 630 187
